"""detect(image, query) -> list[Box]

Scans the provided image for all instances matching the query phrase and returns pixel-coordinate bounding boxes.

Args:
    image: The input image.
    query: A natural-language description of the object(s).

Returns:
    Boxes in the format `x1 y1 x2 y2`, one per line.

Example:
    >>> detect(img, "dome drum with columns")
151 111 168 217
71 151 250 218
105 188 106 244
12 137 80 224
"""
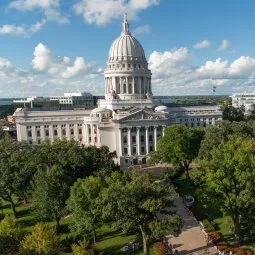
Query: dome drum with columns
101 14 153 106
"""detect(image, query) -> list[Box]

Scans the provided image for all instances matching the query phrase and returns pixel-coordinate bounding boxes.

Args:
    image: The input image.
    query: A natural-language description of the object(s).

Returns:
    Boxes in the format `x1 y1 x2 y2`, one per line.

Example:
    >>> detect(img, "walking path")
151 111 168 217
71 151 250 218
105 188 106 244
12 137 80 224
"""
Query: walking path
166 198 217 255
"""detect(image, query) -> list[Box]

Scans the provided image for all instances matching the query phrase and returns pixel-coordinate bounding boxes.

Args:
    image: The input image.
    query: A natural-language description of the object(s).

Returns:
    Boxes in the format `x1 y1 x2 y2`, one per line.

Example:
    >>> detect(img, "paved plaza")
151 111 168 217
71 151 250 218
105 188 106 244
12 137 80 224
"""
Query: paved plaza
167 198 217 255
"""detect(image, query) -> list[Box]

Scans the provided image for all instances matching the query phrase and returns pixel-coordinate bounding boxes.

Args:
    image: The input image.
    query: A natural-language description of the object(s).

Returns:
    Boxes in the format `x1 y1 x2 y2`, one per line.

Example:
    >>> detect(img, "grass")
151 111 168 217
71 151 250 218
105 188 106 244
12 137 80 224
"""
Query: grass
0 200 156 254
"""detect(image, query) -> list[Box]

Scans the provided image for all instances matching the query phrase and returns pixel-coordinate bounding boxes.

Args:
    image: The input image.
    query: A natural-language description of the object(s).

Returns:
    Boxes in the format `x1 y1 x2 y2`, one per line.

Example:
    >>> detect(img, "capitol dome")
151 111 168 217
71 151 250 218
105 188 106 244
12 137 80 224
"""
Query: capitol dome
108 14 146 62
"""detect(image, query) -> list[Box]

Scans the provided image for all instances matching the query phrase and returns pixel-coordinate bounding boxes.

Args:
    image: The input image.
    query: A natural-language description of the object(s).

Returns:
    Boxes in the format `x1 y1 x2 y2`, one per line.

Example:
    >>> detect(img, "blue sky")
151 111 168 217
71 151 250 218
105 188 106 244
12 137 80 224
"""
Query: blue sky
1 0 255 97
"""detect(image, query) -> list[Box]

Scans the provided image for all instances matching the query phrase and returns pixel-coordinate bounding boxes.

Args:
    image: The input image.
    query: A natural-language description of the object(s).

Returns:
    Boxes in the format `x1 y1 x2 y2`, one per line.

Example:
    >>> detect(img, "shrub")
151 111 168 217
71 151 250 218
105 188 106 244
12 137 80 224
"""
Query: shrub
207 231 221 243
0 216 24 254
20 223 61 255
236 248 246 255
216 241 229 251
153 242 168 255
202 219 215 232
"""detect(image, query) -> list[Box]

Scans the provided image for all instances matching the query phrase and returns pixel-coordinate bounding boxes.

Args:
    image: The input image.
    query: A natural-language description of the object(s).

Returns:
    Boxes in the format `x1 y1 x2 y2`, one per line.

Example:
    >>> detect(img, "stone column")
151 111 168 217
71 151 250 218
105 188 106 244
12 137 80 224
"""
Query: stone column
139 77 142 96
128 127 131 155
154 126 157 151
126 77 129 94
74 124 78 141
91 124 95 145
132 76 135 94
97 125 100 146
120 77 123 94
163 126 166 136
83 123 87 144
49 125 54 142
119 128 123 156
145 126 149 154
66 124 71 141
32 126 36 142
137 127 140 155
40 125 45 141
58 125 62 140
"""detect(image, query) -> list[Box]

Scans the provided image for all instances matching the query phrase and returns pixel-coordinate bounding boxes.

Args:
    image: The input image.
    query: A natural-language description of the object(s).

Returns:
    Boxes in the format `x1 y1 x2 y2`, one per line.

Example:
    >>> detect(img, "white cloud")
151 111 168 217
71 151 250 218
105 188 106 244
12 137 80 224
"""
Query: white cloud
73 0 160 26
133 24 151 35
0 44 103 97
193 39 210 49
9 0 69 25
149 48 190 79
217 39 229 51
0 58 12 68
0 24 27 36
29 20 47 33
148 47 255 95
32 43 100 79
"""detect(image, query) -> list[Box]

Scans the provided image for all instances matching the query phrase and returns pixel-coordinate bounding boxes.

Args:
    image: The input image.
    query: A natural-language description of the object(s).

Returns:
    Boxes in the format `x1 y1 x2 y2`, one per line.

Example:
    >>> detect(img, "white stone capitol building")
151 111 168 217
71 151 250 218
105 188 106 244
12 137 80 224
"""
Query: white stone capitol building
14 15 222 167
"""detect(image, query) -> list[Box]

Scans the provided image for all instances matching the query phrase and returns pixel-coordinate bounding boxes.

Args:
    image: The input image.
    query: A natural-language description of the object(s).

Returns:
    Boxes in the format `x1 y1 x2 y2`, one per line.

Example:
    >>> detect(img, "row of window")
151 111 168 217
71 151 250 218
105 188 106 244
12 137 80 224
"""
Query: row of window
122 126 162 133
28 128 82 138
123 145 154 156
108 63 147 70
179 117 217 122
28 136 83 145
123 134 161 144
27 124 82 130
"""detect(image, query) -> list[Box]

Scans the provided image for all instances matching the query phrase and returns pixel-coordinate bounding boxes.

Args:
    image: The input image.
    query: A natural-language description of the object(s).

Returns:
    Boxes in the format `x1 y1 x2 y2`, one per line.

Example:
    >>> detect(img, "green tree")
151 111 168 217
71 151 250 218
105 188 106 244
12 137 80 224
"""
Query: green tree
35 140 117 181
199 120 254 161
20 223 60 255
222 105 245 122
0 137 36 217
149 125 204 179
0 216 23 254
194 136 255 246
101 171 183 255
32 165 69 230
69 239 94 255
67 176 103 243
246 104 255 120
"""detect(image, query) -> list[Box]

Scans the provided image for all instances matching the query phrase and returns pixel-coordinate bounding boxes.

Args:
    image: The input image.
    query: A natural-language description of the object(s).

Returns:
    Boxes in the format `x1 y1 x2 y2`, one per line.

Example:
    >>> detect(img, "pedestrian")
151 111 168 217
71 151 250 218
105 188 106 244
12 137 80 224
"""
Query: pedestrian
175 249 179 255
168 241 172 249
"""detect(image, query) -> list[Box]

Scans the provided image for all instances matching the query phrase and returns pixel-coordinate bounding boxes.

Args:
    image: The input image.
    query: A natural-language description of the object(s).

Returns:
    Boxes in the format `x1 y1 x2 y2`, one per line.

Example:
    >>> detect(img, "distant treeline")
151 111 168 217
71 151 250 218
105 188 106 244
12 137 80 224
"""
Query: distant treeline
0 104 14 119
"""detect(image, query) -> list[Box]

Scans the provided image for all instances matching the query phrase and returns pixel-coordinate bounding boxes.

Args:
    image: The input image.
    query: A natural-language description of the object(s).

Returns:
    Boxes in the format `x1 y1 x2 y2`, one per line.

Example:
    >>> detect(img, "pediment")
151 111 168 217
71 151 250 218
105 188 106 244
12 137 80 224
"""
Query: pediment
119 110 164 121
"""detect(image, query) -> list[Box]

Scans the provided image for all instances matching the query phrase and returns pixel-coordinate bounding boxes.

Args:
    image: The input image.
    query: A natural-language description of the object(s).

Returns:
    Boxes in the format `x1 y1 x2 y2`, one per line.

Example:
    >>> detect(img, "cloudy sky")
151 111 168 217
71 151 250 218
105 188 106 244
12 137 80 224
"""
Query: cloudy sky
1 0 255 97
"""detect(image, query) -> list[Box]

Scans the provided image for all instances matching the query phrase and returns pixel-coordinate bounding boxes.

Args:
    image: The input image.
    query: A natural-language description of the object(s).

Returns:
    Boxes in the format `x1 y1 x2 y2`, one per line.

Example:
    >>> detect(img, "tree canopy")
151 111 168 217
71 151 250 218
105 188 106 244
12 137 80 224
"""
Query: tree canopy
198 120 254 161
100 171 183 255
32 165 70 230
222 105 245 122
67 176 103 243
194 136 255 245
149 125 204 178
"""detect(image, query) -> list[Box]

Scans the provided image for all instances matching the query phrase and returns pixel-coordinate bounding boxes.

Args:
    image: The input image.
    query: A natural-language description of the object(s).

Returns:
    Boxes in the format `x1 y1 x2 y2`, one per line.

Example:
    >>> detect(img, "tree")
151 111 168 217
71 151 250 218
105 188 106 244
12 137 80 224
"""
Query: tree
67 176 103 243
149 125 204 179
32 165 69 231
20 223 60 255
246 105 255 120
100 171 183 255
35 140 117 181
222 105 245 122
0 137 36 217
199 120 254 161
0 216 23 254
194 136 255 246
70 239 94 255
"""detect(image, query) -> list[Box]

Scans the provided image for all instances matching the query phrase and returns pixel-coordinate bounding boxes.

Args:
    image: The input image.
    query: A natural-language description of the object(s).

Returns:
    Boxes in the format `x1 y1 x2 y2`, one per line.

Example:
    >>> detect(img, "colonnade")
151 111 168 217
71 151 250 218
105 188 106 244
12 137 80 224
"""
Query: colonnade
119 125 165 157
105 76 151 95
84 123 100 146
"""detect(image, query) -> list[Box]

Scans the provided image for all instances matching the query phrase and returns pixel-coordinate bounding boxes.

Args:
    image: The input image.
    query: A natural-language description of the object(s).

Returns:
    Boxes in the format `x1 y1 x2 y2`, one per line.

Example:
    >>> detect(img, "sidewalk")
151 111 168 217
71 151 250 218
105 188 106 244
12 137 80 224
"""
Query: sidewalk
166 198 217 255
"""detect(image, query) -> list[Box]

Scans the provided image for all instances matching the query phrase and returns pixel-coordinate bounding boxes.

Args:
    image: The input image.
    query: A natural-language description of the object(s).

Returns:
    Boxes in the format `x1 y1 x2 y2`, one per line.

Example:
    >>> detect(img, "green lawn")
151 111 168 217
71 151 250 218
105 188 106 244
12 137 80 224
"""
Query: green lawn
0 200 156 254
